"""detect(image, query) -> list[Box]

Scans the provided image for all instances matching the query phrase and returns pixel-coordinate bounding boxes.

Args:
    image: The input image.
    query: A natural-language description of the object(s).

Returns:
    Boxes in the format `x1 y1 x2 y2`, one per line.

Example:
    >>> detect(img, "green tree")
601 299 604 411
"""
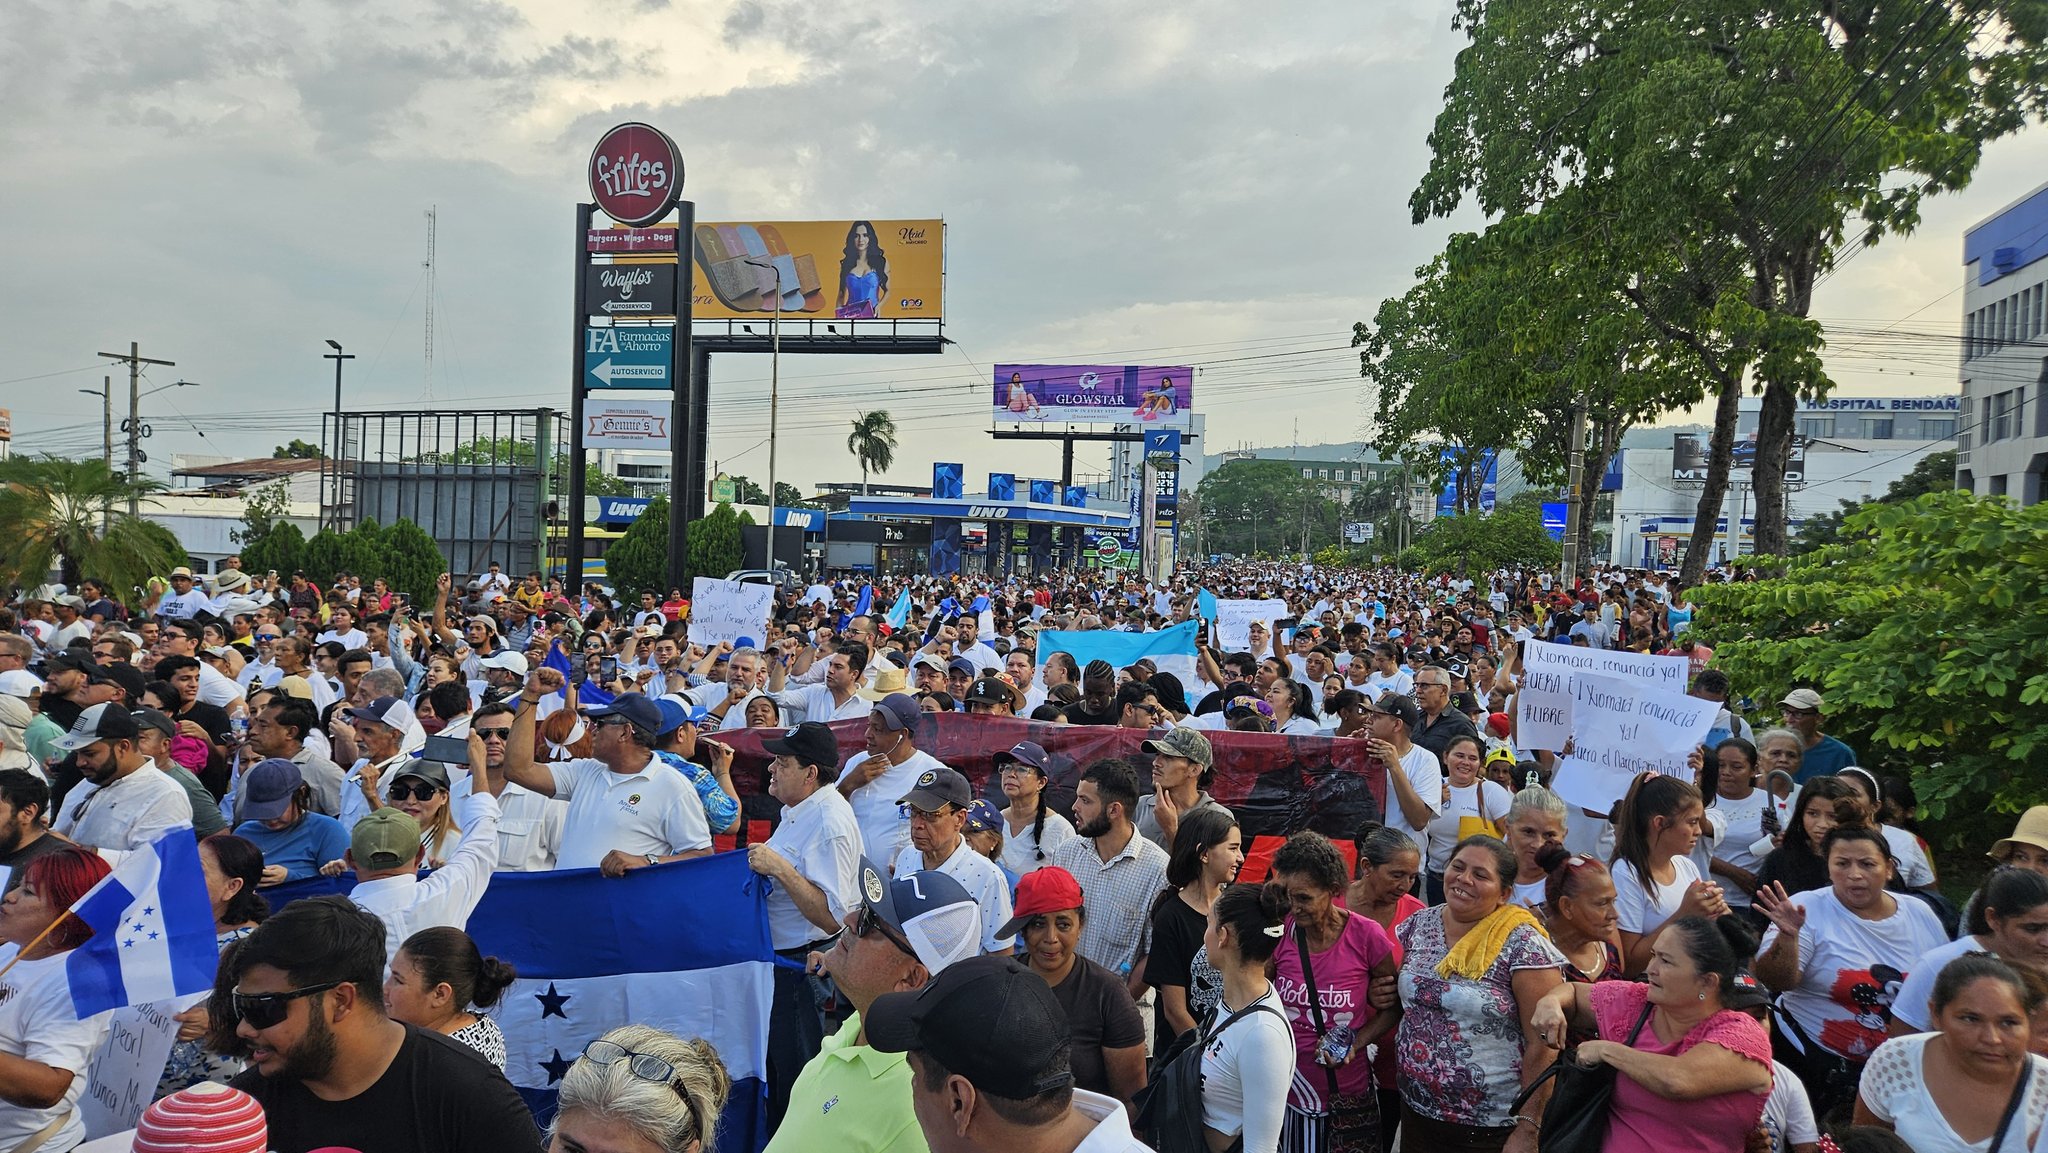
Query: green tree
1192 459 1339 557
1689 490 2048 821
427 436 629 498
846 410 898 494
1405 498 1562 577
686 502 746 584
240 521 305 581
1410 0 2048 561
0 455 184 602
726 477 815 508
379 520 446 605
301 520 391 586
272 439 323 459
605 496 670 601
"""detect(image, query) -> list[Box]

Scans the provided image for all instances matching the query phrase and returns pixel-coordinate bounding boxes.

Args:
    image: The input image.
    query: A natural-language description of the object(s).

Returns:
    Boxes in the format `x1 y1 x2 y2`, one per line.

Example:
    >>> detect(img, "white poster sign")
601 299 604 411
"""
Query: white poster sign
584 400 672 450
1548 672 1717 814
1516 643 1691 753
686 578 776 648
1215 598 1287 652
80 996 199 1139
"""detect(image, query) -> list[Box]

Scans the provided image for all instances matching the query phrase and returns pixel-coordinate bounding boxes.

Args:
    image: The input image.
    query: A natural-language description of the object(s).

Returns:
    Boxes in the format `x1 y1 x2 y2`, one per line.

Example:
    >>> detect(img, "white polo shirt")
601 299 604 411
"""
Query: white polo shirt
843 748 947 867
771 683 874 725
547 755 712 871
493 783 568 873
890 837 1015 955
762 784 864 951
55 764 195 851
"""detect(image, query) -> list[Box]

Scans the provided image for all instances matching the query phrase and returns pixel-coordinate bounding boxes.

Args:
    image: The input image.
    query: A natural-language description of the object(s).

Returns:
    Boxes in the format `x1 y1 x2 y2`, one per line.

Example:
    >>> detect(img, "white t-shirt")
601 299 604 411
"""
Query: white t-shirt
54 765 196 852
1424 779 1514 872
0 948 108 1152
1275 715 1320 736
1511 878 1548 911
546 756 712 871
1891 933 1993 1034
1381 744 1444 857
1862 1033 2048 1153
1198 986 1295 1153
999 806 1078 878
1884 824 1938 890
1760 1059 1819 1153
890 838 1015 954
844 748 948 868
1364 669 1413 698
1761 888 1948 1062
1708 790 1771 907
1611 855 1703 936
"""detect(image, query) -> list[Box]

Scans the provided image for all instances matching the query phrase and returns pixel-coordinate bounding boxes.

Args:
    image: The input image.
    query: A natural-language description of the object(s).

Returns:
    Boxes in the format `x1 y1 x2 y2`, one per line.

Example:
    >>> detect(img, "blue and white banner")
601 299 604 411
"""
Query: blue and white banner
269 852 777 1149
66 831 217 1019
1035 619 1200 687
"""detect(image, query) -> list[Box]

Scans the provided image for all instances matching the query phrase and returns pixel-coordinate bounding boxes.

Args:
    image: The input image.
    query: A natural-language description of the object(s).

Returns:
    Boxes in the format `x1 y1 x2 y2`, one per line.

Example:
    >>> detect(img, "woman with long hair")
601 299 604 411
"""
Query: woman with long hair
1752 776 1866 899
385 761 461 868
1263 677 1321 736
386 927 520 1071
1145 808 1243 1043
1198 883 1297 1153
996 742 1076 878
1610 772 1728 975
833 220 888 318
0 847 115 1150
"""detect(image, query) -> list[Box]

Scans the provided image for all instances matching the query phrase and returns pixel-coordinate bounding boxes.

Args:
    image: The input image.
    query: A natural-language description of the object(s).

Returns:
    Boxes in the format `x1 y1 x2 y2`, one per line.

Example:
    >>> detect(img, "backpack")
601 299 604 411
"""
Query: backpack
1134 997 1287 1153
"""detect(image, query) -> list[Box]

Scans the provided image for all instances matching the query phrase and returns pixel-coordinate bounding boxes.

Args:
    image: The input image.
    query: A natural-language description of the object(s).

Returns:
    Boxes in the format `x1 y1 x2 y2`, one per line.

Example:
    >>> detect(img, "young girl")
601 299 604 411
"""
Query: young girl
1610 772 1729 974
1752 777 1867 900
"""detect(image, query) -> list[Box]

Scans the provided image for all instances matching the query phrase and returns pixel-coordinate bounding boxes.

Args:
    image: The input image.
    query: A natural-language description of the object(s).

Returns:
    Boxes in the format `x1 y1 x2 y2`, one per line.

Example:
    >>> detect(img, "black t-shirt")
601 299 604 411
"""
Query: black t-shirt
1043 957 1145 1096
231 1024 544 1153
1143 892 1207 1044
0 833 72 893
1063 699 1119 726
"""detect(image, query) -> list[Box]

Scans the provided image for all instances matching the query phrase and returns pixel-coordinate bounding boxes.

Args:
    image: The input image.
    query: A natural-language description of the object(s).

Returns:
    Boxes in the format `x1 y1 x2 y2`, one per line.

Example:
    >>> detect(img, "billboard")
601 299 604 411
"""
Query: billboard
687 220 942 320
1672 434 1806 484
993 365 1193 426
584 400 671 450
1436 447 1498 514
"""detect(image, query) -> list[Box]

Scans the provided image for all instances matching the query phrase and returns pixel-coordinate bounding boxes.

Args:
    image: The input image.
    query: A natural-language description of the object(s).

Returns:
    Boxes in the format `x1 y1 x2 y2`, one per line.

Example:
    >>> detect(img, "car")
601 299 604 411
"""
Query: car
725 566 803 595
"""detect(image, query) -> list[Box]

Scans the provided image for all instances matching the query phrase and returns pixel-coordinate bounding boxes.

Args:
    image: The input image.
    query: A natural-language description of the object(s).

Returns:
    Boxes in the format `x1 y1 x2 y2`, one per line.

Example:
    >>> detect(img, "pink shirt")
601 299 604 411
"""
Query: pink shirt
1592 980 1772 1153
1273 912 1396 1106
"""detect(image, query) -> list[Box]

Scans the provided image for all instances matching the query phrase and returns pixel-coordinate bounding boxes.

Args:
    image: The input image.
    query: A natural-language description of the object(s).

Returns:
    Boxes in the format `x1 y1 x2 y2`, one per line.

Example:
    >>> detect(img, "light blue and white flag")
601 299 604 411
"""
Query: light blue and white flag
66 831 217 1019
884 587 913 632
1035 619 1200 687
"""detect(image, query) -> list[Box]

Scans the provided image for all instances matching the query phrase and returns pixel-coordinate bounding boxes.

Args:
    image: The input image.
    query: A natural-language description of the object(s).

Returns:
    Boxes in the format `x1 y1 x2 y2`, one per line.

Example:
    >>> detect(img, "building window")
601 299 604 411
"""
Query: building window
1921 418 1956 440
1301 468 1313 479
1858 417 1894 439
1993 391 2014 441
1797 416 1834 439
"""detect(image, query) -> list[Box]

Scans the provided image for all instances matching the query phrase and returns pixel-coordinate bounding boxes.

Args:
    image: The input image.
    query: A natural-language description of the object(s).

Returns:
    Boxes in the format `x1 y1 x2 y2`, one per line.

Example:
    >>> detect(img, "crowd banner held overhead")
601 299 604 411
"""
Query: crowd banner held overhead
686 577 775 647
993 365 1194 427
1549 672 1718 814
1035 619 1200 687
688 219 942 321
264 854 776 1150
1515 642 1691 753
1214 598 1289 652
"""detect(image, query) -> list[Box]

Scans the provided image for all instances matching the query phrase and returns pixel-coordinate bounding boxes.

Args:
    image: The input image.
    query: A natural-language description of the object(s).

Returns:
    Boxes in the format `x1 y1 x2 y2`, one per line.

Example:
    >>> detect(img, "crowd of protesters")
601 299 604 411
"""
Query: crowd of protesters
0 554 2039 1153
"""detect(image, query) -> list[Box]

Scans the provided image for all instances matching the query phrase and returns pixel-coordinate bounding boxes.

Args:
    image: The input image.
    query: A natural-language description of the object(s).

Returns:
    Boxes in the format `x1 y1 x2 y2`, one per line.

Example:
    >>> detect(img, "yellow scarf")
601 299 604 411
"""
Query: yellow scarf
1437 902 1549 982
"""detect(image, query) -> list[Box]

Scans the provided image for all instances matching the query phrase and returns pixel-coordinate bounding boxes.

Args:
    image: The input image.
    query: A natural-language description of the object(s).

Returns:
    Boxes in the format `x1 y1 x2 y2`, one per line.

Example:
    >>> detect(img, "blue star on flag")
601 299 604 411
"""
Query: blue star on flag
539 1049 574 1084
535 982 571 1019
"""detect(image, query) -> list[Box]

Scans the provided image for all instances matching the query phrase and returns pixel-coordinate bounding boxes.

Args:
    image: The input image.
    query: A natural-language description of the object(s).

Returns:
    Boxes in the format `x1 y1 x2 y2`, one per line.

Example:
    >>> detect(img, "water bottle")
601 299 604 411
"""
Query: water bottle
230 714 249 744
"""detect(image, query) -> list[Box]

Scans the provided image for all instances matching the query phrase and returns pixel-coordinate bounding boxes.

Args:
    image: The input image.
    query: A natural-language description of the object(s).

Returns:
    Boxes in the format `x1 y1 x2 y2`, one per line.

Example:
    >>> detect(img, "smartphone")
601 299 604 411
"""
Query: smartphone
601 656 619 681
422 734 469 765
1275 616 1300 630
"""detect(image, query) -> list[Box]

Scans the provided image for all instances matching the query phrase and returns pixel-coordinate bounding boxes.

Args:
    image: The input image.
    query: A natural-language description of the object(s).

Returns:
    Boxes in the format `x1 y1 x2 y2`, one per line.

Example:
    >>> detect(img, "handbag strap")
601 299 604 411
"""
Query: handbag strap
9 1110 70 1153
1509 999 1654 1116
1293 918 1343 1105
1991 1056 2034 1153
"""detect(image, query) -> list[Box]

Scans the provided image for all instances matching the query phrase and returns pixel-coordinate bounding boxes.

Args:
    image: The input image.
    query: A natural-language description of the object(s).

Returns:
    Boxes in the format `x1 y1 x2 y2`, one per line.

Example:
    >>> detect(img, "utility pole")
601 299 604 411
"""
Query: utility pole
98 343 175 518
324 340 355 530
1560 397 1587 585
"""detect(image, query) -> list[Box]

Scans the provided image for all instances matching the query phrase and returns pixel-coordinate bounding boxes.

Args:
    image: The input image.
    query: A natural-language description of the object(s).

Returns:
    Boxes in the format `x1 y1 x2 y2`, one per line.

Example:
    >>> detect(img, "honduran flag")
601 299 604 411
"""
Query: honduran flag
1034 618 1201 688
66 830 218 1018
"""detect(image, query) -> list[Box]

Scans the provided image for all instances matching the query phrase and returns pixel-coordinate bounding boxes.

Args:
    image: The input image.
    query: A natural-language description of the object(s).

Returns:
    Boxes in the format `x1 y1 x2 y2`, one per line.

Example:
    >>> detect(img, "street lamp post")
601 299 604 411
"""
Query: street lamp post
80 381 112 533
741 260 783 578
323 340 355 529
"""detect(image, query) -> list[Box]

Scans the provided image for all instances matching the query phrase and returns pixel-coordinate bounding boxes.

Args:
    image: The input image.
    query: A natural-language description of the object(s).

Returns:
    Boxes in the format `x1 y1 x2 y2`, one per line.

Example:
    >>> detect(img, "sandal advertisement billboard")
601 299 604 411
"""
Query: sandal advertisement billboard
684 219 943 320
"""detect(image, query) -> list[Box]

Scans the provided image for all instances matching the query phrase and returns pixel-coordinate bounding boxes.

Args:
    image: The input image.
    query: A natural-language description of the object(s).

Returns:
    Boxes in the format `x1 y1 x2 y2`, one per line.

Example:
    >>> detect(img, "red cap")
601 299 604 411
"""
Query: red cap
996 866 1084 939
1487 712 1513 738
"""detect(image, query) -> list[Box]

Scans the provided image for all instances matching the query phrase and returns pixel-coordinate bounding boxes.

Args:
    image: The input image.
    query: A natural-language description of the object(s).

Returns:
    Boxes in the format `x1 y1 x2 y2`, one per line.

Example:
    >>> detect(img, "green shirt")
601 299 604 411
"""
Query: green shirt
24 714 63 776
763 1011 927 1153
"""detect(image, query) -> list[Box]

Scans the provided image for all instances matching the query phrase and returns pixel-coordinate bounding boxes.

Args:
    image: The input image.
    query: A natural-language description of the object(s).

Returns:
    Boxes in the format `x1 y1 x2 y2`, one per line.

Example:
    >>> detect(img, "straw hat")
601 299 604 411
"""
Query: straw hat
1991 806 2048 862
860 663 910 702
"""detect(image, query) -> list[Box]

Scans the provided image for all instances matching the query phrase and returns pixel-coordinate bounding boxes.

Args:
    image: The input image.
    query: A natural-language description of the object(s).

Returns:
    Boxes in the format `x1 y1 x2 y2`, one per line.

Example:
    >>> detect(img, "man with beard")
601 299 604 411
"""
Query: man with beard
0 770 67 890
49 703 194 851
1048 760 1168 987
225 896 541 1153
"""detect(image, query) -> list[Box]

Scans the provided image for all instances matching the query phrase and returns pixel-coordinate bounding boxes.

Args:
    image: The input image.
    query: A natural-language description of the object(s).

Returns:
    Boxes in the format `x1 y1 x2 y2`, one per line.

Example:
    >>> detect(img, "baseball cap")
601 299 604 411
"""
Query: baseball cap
992 740 1051 776
477 651 529 676
580 692 663 733
963 798 1003 837
655 697 709 736
134 1082 267 1153
391 758 451 792
46 652 100 679
898 764 973 812
240 758 305 821
1364 692 1421 728
865 955 1075 1099
1140 725 1213 769
350 807 422 870
100 662 146 703
995 865 1085 939
52 702 140 751
946 657 978 678
0 670 44 698
276 675 316 702
129 706 176 738
872 692 922 733
855 856 982 975
964 677 1022 710
1722 971 1771 1012
912 653 946 674
345 696 410 730
1487 712 1513 738
53 594 85 610
762 721 840 768
1780 688 1824 711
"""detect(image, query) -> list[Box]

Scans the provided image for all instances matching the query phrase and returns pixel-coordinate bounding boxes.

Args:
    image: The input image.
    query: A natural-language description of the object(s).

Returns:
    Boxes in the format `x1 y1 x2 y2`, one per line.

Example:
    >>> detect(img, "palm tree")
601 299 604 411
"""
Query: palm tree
0 455 183 601
846 410 899 494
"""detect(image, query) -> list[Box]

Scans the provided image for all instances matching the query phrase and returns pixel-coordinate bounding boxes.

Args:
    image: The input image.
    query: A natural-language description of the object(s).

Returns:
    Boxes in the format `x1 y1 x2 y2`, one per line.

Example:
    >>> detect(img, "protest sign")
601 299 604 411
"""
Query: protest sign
1549 671 1716 813
686 577 775 647
80 995 200 1139
1516 642 1691 752
1215 598 1287 652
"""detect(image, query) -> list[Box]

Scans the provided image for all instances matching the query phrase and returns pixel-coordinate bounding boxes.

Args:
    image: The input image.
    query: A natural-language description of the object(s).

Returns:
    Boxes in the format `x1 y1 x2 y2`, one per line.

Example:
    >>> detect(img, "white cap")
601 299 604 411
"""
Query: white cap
0 671 43 698
477 651 529 676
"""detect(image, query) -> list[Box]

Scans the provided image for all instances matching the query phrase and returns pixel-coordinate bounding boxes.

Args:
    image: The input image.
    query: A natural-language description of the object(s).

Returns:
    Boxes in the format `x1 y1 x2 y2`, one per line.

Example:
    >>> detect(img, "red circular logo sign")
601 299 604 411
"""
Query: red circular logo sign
588 123 683 227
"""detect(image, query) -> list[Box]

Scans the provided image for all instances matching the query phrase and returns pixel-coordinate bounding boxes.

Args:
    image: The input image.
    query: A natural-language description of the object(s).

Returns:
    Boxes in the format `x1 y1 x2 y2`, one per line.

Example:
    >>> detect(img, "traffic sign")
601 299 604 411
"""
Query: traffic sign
584 326 673 389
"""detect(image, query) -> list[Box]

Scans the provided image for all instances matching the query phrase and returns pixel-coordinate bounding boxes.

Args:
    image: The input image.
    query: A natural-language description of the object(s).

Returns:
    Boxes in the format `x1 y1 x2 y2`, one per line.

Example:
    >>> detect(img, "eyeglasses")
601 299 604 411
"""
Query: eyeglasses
581 1039 690 1098
856 904 918 959
592 716 634 729
473 727 512 740
232 980 342 1029
388 781 442 802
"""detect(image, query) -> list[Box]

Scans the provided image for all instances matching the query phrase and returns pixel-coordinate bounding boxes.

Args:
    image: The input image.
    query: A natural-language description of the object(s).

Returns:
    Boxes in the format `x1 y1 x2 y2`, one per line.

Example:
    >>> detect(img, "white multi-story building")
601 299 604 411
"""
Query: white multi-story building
1959 182 2048 505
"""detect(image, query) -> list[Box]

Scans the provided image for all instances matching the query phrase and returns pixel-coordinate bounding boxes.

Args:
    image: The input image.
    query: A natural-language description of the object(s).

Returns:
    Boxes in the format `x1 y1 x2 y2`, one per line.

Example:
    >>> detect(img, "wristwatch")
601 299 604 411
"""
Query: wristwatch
644 853 661 866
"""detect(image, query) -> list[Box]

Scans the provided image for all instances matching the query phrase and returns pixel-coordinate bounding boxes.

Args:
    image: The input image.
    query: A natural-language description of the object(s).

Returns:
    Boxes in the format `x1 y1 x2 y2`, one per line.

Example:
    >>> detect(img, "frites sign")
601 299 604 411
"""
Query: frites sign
587 123 683 227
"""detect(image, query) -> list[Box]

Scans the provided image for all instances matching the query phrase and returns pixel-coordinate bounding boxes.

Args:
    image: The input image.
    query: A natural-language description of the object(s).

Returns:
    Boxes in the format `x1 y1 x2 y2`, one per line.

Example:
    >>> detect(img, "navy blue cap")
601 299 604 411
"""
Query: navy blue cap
580 692 663 733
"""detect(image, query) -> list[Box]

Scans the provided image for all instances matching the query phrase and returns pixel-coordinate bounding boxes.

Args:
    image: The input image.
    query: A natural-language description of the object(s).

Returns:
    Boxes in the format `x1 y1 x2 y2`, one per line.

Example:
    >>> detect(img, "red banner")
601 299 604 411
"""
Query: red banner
714 715 1387 873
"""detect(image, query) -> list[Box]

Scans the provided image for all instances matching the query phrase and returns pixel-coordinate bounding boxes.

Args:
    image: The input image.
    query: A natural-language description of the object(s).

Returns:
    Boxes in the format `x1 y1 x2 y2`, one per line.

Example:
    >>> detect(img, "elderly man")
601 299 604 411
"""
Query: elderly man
746 721 865 1129
245 697 344 818
499 673 712 875
335 696 422 833
50 703 195 851
891 765 1014 957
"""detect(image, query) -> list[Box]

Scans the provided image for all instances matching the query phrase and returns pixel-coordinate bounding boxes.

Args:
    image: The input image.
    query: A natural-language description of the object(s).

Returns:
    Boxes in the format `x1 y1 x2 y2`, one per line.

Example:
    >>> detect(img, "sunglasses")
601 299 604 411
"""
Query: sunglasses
232 980 341 1029
472 727 512 740
592 716 634 729
388 781 442 802
582 1039 690 1097
856 904 918 958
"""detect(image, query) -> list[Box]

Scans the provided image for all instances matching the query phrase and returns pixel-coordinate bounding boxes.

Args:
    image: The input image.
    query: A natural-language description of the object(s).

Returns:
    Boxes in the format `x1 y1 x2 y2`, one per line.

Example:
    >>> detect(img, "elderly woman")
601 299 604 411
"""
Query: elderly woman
1000 867 1147 1111
1396 835 1565 1153
1504 786 1568 912
551 1024 731 1153
1854 954 2048 1152
1529 916 1773 1152
0 847 116 1152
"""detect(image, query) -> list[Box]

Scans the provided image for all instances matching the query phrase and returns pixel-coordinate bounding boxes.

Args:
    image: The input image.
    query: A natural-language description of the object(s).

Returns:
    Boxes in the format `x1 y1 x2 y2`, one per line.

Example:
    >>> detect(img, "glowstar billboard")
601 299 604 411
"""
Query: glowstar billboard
685 220 942 320
992 365 1194 426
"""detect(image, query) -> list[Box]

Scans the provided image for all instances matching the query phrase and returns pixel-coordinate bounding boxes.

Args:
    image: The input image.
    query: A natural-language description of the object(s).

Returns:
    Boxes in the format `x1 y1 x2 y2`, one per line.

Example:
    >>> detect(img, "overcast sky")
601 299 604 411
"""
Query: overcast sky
3 0 2040 495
